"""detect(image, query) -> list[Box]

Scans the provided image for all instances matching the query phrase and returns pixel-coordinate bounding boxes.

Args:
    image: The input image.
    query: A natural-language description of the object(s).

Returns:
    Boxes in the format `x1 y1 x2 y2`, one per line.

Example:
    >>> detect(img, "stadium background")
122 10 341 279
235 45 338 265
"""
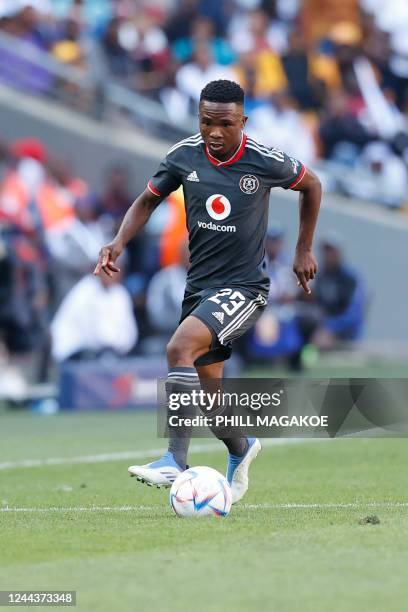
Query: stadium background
0 2 408 610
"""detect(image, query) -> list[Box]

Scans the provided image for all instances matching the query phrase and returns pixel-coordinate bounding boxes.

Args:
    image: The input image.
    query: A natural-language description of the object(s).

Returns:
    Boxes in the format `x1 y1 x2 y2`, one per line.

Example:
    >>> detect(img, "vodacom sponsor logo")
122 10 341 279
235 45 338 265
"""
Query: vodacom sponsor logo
205 194 231 221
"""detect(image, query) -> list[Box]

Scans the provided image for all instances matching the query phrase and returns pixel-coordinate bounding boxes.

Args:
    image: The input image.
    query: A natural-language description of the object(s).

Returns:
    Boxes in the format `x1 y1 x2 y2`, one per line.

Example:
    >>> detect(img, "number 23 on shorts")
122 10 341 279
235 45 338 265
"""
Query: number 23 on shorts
207 288 246 317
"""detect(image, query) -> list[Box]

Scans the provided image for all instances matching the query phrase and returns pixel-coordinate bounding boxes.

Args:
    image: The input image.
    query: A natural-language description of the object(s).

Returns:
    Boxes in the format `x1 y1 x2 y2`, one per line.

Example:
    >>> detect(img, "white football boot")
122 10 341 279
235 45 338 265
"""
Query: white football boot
128 452 183 488
226 438 262 504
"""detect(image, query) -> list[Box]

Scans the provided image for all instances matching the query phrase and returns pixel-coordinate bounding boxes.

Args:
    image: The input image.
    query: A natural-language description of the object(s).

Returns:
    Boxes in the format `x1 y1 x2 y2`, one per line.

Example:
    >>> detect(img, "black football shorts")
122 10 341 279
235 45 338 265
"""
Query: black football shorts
180 286 267 365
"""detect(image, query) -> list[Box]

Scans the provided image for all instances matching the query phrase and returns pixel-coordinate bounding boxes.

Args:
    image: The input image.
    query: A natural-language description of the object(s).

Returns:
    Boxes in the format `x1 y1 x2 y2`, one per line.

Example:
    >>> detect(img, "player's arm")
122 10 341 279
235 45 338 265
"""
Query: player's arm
93 187 163 277
291 167 322 295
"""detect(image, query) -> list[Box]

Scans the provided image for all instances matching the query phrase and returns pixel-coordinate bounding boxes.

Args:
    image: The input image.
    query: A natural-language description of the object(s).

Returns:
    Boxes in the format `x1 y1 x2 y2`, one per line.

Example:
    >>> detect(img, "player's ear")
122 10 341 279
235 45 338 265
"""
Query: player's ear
242 115 248 129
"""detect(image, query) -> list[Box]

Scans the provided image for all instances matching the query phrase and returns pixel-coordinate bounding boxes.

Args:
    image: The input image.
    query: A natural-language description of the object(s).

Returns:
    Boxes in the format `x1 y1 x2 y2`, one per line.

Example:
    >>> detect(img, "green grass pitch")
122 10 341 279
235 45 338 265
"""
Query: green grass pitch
1 411 408 611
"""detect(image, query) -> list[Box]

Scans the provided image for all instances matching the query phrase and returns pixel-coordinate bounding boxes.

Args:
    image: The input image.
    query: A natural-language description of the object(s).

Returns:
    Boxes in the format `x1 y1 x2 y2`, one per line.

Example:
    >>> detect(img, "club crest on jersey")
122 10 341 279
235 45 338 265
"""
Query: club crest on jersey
239 174 259 194
205 194 231 221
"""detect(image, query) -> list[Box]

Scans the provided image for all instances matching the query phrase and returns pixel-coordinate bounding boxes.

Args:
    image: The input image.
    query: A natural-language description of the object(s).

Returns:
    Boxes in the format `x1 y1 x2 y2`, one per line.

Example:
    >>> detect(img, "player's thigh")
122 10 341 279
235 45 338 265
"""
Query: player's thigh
167 315 213 361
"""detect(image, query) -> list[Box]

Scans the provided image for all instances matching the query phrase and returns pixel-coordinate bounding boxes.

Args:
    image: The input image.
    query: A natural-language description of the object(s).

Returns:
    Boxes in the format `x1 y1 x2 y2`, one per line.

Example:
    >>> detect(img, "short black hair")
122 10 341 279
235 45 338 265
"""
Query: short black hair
200 80 244 105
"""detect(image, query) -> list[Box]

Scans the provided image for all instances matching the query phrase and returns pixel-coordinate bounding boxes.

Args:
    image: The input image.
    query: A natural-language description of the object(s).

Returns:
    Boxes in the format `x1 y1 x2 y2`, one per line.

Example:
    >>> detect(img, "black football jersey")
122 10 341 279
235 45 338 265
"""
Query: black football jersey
148 133 305 295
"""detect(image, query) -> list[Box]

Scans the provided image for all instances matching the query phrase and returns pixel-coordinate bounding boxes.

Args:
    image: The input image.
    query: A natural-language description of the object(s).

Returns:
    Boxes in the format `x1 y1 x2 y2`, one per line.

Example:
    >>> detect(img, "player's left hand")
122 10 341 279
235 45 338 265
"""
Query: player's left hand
93 240 123 277
293 248 318 295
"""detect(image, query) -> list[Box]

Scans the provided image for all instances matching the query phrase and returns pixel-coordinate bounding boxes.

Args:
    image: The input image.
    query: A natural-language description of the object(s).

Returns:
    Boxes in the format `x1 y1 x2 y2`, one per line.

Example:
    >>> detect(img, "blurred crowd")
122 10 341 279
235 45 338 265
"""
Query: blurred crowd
0 0 407 208
0 136 366 399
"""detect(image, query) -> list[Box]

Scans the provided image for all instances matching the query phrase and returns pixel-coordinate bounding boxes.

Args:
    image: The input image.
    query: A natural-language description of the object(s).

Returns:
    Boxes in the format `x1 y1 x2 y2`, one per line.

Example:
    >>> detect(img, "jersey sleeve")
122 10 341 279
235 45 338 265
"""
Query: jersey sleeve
266 150 305 190
147 155 182 198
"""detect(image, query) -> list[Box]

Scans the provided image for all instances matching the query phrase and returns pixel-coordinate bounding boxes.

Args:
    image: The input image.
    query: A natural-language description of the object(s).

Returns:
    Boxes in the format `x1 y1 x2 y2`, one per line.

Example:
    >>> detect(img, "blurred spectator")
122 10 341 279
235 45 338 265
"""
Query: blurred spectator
235 48 287 99
52 19 84 66
0 227 48 354
347 141 408 208
301 0 361 44
51 0 113 38
43 158 110 302
361 0 408 107
172 16 236 65
229 7 287 56
99 164 152 338
245 225 303 367
52 16 108 114
146 241 189 335
101 16 136 79
100 164 132 221
297 234 366 351
231 8 288 95
265 224 297 301
309 44 342 92
36 160 76 233
197 0 230 36
4 1 53 44
158 187 188 269
353 58 406 141
247 91 317 164
175 42 235 108
281 30 323 110
242 64 268 114
319 91 373 161
0 138 49 233
0 138 50 366
51 259 137 362
0 2 54 94
111 8 169 93
0 147 104 309
164 0 201 43
52 15 107 75
47 192 110 302
328 21 363 94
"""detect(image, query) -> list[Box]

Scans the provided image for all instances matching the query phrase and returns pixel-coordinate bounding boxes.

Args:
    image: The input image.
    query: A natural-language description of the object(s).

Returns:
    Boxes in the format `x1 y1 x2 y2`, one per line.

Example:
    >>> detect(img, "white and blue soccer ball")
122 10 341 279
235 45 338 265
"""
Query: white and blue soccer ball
169 466 232 518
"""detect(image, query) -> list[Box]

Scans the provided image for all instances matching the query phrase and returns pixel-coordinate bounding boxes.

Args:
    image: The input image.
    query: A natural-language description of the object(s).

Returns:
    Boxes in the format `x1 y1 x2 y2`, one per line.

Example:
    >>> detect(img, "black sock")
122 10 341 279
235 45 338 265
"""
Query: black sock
166 367 199 470
199 393 249 457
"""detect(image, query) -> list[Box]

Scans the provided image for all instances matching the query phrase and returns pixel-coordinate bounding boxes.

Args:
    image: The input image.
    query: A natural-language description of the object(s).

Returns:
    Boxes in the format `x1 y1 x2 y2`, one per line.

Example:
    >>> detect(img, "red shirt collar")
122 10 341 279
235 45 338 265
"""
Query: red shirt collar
205 133 247 167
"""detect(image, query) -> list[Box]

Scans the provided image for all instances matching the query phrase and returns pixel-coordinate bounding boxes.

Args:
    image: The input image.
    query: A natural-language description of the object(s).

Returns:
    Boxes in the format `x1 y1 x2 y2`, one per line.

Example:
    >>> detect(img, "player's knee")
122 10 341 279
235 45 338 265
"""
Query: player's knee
167 338 188 367
166 337 197 366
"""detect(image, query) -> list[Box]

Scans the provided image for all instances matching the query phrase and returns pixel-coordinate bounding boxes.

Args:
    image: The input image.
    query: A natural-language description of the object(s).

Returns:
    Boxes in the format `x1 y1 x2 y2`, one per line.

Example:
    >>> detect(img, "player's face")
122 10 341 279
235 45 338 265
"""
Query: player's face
199 100 247 160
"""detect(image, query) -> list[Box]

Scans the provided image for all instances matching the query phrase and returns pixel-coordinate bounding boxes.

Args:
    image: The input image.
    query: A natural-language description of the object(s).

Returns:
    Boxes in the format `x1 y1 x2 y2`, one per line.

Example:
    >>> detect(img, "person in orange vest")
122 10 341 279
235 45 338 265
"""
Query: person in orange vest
0 139 48 234
158 186 188 268
0 140 81 235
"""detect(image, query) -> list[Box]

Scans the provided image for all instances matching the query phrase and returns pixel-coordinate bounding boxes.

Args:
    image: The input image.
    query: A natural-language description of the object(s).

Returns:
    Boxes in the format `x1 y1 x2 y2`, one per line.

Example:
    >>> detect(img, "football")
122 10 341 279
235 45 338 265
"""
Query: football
169 466 232 518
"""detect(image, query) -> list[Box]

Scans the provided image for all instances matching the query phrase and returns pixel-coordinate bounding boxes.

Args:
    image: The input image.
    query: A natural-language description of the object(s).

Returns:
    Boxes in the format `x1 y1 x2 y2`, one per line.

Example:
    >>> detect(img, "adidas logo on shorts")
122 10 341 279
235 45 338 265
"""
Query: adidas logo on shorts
212 311 225 324
187 170 200 182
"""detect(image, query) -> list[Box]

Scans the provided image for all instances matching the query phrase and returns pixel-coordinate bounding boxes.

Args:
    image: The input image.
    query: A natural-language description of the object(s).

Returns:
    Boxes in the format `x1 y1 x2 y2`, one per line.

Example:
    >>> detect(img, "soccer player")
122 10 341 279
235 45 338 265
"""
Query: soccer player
94 80 321 503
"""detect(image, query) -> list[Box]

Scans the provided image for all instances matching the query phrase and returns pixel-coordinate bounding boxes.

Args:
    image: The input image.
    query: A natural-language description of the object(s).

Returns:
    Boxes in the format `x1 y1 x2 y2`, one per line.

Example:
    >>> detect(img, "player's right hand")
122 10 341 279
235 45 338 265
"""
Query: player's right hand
93 241 123 277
